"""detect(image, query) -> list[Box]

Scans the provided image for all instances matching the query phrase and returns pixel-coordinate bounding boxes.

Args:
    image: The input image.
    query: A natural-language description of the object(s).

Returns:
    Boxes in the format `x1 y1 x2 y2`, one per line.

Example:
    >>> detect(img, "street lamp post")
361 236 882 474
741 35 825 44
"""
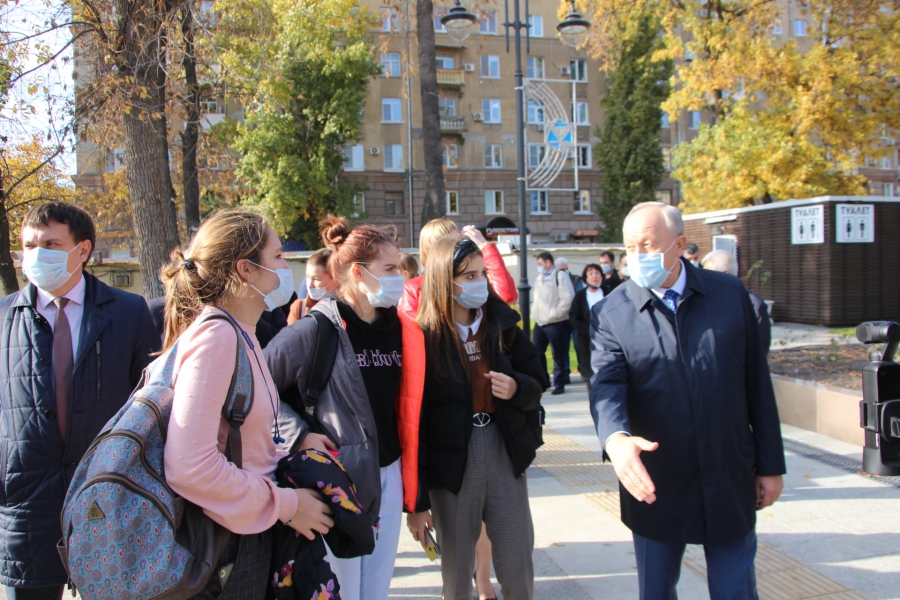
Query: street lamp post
442 0 589 337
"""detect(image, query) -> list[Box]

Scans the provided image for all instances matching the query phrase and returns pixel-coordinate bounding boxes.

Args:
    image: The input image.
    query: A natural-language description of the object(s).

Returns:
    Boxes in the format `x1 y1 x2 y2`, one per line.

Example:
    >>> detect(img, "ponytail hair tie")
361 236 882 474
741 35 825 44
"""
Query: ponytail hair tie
180 259 196 271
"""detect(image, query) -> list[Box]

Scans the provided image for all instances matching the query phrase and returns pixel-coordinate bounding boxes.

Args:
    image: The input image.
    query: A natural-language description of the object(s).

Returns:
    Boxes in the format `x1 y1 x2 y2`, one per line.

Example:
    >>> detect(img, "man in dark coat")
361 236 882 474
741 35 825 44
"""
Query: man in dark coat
589 202 785 600
0 203 156 600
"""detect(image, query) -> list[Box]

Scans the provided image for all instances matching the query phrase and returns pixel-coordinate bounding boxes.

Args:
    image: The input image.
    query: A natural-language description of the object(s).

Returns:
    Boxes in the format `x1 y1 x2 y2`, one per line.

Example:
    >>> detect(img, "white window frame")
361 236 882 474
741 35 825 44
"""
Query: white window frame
570 59 587 82
343 144 364 171
482 99 501 123
435 54 454 70
481 55 500 78
434 9 446 32
794 19 807 37
527 100 545 124
382 98 403 123
381 53 400 77
444 143 459 169
199 97 223 115
384 144 404 170
530 190 549 214
655 190 673 205
380 8 397 32
484 144 503 168
574 190 592 214
526 56 545 80
352 193 366 217
661 112 670 128
480 10 497 34
438 98 457 117
528 143 546 168
689 111 702 130
104 148 126 172
575 144 592 168
384 191 405 216
485 190 504 214
570 102 588 125
528 14 543 37
446 190 460 215
771 19 783 35
662 148 672 171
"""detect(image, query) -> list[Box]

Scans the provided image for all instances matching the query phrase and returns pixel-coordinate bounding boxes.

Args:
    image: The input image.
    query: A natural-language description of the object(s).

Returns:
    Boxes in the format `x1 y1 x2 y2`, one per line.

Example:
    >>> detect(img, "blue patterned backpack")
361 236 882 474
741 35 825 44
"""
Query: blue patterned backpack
58 310 254 600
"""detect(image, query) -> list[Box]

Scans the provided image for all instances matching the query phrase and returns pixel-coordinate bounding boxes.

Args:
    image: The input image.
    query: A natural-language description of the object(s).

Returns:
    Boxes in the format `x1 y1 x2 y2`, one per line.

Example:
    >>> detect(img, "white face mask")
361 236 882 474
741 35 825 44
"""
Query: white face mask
247 261 295 311
360 266 405 309
22 244 82 292
307 285 328 301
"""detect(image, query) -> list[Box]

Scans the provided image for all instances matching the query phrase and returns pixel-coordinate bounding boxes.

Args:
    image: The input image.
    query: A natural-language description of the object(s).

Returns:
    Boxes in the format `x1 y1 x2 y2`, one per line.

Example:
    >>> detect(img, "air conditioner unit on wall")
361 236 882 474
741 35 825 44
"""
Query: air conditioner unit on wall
553 232 569 242
110 272 132 288
560 66 571 75
370 147 380 155
537 124 545 132
464 63 475 72
473 112 484 121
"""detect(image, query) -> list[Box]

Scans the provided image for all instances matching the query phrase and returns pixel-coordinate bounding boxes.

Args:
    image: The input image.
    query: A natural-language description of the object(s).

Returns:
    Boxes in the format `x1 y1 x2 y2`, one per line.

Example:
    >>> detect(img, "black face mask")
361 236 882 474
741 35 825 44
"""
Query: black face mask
586 283 601 291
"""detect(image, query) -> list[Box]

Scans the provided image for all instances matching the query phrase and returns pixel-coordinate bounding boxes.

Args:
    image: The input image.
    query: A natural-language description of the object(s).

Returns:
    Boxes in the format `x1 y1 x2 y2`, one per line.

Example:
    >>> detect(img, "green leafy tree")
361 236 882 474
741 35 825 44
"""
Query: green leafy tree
594 14 672 242
218 0 379 244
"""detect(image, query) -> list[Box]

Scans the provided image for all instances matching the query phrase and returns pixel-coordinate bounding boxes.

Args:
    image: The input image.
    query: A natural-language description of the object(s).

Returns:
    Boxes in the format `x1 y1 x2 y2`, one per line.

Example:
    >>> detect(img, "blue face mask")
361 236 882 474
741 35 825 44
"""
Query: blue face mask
600 264 613 275
248 261 295 311
453 279 489 310
361 266 405 309
626 239 678 289
22 245 82 292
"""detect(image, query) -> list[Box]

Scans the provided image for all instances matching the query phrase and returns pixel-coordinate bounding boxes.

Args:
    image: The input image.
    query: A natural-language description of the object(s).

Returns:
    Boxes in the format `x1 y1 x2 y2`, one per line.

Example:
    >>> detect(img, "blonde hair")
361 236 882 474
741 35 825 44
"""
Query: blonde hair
398 253 419 279
160 209 269 351
418 217 457 266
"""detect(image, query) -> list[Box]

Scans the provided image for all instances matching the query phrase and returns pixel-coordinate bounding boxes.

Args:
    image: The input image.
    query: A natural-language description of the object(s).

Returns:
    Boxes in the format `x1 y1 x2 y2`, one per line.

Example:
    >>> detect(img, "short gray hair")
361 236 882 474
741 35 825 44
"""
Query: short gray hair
625 202 685 238
701 250 738 276
555 257 569 267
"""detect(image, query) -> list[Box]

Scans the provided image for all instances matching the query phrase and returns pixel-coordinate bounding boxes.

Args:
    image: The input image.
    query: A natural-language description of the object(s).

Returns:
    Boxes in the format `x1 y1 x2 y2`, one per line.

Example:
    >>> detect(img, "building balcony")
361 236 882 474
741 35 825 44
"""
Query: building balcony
437 69 466 87
440 116 467 135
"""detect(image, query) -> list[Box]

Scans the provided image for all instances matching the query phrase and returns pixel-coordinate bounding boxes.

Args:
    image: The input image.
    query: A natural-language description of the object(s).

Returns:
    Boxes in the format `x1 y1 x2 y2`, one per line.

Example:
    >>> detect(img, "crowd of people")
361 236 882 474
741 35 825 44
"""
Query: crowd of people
0 200 784 600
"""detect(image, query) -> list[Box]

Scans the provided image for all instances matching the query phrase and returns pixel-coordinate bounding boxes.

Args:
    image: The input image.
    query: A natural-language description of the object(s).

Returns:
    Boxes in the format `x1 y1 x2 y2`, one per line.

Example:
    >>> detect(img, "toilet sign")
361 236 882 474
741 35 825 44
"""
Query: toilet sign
836 204 874 243
791 204 824 245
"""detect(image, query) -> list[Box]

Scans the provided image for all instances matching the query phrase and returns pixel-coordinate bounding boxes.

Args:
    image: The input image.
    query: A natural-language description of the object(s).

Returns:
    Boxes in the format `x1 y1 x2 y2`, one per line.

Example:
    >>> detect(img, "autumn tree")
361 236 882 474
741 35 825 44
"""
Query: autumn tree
594 13 672 241
583 0 900 212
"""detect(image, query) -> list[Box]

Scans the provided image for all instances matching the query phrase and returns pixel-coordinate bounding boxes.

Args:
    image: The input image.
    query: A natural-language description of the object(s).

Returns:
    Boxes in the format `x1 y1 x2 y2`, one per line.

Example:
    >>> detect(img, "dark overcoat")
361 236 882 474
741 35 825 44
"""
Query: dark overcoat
589 259 785 546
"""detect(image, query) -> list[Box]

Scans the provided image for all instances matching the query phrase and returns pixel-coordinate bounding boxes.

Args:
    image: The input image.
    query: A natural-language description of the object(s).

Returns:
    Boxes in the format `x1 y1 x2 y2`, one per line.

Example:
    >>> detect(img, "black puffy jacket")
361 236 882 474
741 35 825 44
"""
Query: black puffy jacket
0 274 156 586
415 299 548 511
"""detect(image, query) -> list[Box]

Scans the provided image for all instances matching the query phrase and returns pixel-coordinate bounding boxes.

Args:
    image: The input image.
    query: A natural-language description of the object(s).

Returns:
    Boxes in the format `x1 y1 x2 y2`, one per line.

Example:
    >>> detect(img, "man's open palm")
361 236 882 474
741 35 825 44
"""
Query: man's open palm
606 434 659 504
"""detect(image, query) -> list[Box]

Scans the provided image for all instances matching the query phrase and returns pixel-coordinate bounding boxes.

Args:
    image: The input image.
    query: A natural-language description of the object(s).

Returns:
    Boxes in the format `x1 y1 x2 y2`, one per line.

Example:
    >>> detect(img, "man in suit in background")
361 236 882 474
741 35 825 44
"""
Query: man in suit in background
701 249 771 354
589 202 785 600
683 242 701 266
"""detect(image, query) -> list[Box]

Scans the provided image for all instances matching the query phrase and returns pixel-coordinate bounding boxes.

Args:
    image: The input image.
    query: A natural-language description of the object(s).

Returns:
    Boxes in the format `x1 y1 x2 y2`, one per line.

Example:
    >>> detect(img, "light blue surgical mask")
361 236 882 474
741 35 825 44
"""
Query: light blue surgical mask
22 245 82 292
307 285 328 301
361 266 405 309
453 279 489 310
600 264 613 275
626 239 678 290
247 261 295 311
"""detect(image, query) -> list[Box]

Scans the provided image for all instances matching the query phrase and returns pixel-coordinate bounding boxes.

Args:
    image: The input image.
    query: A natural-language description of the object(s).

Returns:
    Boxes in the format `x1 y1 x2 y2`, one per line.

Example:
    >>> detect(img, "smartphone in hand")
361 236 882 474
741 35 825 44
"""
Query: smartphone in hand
424 527 441 561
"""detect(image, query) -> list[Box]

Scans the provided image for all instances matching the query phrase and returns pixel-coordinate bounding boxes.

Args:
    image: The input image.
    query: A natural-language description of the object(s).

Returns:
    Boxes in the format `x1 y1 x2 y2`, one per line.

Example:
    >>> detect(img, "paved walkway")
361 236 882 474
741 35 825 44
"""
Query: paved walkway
388 384 900 600
771 322 863 350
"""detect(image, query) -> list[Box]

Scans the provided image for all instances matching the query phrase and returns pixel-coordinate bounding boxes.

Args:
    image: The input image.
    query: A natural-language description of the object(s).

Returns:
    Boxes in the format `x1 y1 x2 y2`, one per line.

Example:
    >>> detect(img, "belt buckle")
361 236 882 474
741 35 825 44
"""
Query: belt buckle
473 412 491 427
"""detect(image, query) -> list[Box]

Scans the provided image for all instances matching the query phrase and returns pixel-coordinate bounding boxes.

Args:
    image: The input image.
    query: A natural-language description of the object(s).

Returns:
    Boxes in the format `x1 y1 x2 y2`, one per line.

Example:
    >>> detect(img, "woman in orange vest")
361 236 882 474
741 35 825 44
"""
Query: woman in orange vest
405 235 547 600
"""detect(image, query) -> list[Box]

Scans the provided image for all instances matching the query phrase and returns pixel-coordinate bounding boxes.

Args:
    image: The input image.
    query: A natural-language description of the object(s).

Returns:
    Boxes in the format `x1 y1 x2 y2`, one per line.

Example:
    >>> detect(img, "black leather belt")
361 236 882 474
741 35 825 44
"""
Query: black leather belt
473 412 494 427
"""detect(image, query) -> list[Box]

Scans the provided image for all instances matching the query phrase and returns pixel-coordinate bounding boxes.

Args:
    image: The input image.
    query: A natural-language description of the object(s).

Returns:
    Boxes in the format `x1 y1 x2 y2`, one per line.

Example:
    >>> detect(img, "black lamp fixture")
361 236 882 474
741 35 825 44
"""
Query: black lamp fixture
440 0 478 42
557 0 591 48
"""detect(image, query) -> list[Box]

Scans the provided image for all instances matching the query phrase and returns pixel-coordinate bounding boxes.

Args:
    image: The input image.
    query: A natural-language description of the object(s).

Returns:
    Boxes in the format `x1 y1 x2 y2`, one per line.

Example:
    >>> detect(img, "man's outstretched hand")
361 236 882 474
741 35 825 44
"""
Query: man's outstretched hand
605 433 659 504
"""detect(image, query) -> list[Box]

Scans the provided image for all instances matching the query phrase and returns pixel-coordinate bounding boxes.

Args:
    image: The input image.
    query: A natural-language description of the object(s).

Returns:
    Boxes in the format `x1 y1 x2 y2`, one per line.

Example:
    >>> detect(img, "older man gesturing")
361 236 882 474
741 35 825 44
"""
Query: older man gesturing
589 202 786 600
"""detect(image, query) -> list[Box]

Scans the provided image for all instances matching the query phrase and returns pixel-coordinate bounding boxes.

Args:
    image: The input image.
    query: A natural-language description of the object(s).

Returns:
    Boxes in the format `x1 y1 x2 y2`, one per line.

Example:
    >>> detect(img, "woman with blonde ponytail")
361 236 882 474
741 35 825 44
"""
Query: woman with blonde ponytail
160 209 335 599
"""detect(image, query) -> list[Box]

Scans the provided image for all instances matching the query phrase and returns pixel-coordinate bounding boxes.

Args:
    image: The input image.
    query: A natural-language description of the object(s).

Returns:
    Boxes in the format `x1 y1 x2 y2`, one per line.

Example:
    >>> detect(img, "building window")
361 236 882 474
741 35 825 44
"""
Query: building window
655 190 673 204
527 100 545 124
382 98 402 122
661 112 670 128
528 144 546 167
352 193 366 217
570 59 587 82
771 19 783 35
484 144 503 168
343 145 364 171
794 19 807 37
481 55 500 78
446 190 459 214
198 0 216 26
575 144 591 168
689 111 701 129
485 190 504 214
480 11 497 33
385 191 404 215
662 148 672 171
104 148 126 172
438 98 457 117
444 143 459 169
574 190 591 213
526 56 545 79
571 102 588 125
530 190 549 213
435 54 454 69
199 97 223 114
380 8 397 32
434 9 446 32
884 182 895 197
482 99 501 123
384 144 403 170
528 14 543 37
881 155 892 169
381 53 400 77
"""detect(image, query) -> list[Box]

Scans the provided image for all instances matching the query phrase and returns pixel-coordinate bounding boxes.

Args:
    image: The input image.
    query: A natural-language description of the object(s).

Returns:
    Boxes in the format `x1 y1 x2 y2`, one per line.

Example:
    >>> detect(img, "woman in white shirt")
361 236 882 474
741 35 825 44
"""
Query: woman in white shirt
569 264 605 393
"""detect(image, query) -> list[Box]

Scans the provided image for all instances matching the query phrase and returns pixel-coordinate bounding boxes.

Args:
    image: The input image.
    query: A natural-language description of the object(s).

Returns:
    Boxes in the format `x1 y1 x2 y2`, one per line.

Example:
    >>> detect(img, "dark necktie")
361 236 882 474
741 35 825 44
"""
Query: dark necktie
663 289 680 313
53 298 73 443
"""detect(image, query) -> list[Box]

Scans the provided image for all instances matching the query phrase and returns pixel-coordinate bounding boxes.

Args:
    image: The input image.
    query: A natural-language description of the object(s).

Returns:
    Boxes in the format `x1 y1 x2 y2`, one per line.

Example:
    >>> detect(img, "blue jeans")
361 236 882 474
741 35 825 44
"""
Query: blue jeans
533 321 571 388
633 530 759 600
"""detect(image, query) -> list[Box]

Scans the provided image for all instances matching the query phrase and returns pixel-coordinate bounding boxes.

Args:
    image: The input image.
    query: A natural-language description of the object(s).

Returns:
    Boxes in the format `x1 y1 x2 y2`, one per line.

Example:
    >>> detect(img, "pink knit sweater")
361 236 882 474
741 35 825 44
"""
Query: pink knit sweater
164 308 298 534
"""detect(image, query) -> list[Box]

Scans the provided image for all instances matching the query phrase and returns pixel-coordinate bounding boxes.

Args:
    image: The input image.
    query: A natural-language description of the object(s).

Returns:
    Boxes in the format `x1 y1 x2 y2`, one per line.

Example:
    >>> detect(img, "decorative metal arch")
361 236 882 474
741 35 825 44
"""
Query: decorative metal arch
524 78 580 192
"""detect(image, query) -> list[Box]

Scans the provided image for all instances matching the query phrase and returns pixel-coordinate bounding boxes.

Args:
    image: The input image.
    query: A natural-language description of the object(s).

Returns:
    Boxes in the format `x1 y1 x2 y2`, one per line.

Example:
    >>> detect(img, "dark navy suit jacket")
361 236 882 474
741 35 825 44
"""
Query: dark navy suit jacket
589 258 785 546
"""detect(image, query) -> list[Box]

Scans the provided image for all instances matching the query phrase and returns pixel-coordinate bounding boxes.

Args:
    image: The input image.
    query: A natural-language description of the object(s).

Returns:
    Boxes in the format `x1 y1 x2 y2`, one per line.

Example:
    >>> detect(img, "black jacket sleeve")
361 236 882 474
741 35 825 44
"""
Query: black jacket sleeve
569 289 590 337
130 298 158 388
505 326 548 412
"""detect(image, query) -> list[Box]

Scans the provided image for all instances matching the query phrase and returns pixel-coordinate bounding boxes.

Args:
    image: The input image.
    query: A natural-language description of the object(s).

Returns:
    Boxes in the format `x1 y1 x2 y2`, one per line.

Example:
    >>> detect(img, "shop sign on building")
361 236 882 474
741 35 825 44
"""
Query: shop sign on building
835 203 874 243
791 204 824 245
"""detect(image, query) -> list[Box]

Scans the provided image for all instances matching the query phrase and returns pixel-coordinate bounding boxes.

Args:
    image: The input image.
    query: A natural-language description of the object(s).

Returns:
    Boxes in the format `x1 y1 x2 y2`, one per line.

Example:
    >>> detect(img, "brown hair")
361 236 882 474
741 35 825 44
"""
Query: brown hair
320 214 398 292
306 247 332 270
160 209 270 351
418 235 499 382
398 253 419 279
418 217 457 266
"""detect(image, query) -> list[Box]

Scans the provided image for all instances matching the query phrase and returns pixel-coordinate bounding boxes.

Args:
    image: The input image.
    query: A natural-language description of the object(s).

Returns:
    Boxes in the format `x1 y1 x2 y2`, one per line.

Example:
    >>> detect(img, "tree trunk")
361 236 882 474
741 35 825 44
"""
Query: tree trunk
117 0 181 299
180 5 201 237
0 196 20 296
416 0 445 229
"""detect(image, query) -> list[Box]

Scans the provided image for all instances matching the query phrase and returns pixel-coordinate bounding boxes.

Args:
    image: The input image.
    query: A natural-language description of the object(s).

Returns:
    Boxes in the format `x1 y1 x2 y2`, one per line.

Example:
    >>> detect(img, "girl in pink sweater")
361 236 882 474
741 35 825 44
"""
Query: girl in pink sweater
159 209 335 599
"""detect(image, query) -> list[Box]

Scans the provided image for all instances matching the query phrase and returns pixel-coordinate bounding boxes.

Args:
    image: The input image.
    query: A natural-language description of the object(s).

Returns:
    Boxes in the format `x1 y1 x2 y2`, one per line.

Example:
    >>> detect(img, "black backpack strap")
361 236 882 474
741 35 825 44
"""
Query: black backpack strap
302 311 339 417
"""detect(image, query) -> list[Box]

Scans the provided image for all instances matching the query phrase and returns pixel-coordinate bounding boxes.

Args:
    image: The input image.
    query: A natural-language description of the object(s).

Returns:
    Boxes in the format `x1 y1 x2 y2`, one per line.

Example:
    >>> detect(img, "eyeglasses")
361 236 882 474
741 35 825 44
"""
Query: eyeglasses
453 238 479 266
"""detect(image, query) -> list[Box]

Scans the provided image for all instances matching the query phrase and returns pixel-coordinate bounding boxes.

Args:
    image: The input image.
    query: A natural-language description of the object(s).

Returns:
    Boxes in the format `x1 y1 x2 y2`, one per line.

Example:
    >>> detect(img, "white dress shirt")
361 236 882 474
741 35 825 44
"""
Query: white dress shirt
455 307 484 342
35 274 86 358
586 287 605 310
